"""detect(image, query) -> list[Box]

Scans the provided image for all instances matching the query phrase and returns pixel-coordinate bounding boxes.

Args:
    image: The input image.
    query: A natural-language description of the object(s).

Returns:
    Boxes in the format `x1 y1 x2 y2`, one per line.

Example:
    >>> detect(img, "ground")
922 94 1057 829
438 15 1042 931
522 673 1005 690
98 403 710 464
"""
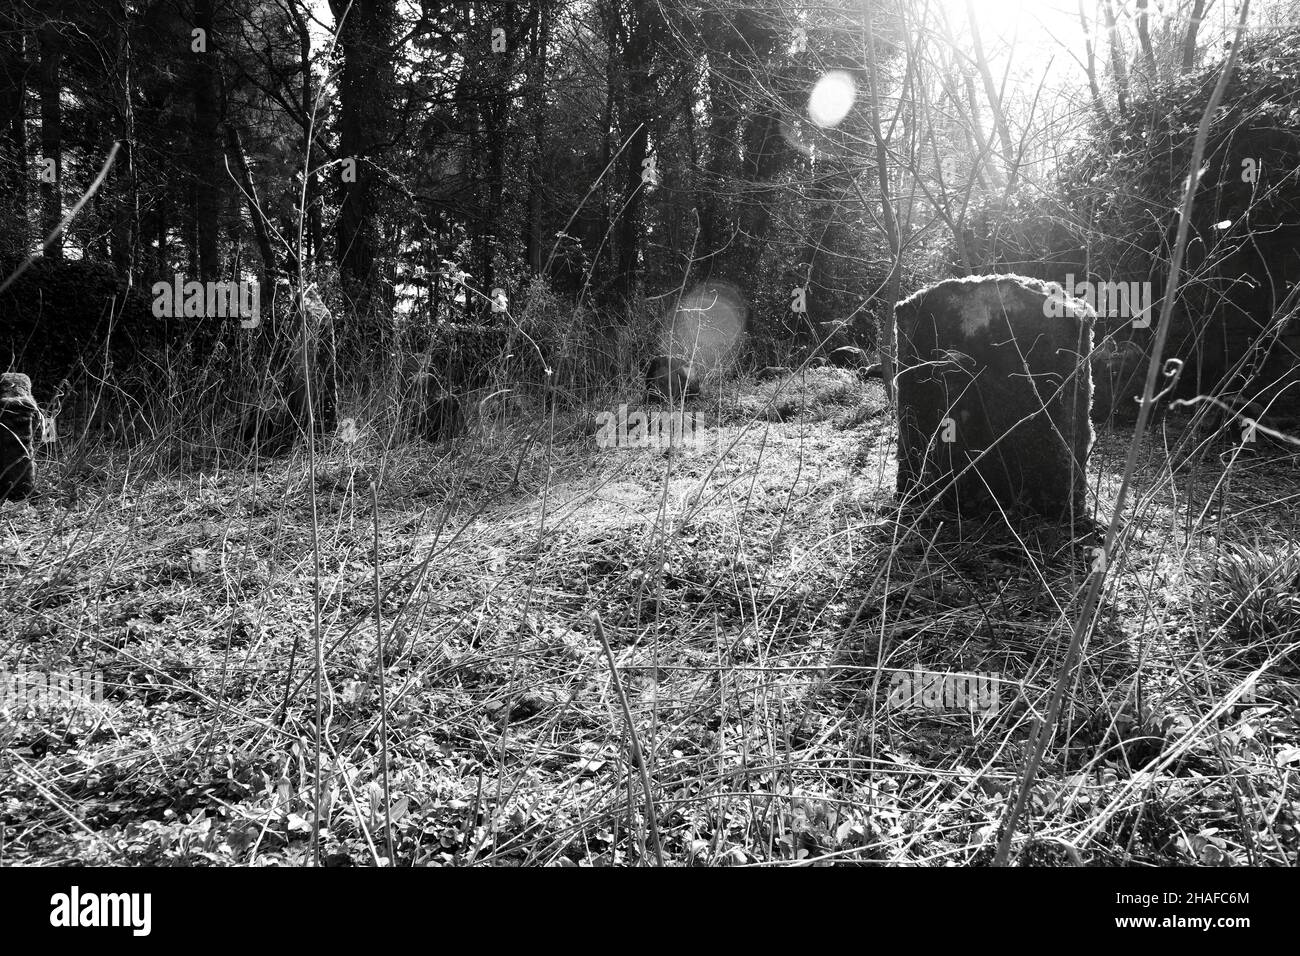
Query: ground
2 368 1298 866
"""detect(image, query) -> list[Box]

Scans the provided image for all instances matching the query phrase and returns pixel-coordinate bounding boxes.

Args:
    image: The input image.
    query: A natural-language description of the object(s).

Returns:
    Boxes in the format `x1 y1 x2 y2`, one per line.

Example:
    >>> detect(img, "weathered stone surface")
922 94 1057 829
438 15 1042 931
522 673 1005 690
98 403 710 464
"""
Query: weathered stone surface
416 390 463 442
893 275 1095 520
396 351 465 443
645 356 698 401
0 372 40 500
1091 336 1146 422
238 371 335 455
237 292 337 456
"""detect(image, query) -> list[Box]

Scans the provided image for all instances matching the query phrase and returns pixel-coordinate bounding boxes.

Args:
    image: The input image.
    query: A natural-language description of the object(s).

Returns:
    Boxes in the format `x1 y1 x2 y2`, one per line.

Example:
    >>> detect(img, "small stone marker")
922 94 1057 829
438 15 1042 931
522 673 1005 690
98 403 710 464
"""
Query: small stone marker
893 275 1095 520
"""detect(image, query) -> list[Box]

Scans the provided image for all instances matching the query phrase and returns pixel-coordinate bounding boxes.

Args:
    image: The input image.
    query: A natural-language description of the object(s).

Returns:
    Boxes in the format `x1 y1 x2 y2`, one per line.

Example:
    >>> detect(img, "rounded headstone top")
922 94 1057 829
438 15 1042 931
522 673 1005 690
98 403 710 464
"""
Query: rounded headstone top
895 274 1096 335
0 372 33 394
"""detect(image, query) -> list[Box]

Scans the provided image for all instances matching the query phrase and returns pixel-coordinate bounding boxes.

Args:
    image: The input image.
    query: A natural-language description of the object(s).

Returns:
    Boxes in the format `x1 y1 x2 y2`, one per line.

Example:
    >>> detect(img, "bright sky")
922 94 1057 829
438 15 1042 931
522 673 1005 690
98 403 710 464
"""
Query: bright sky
936 0 1300 81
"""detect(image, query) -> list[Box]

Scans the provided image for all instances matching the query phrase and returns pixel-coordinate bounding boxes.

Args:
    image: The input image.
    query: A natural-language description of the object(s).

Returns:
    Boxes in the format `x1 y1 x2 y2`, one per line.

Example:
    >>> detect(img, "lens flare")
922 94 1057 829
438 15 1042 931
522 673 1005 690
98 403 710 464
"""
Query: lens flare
808 71 855 129
779 119 814 159
664 281 749 374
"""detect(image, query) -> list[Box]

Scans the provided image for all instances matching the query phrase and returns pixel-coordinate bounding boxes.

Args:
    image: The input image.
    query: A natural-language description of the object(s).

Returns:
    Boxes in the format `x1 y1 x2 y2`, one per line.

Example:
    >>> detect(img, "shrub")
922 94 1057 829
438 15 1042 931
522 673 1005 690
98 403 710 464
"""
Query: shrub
0 258 190 399
1199 540 1300 667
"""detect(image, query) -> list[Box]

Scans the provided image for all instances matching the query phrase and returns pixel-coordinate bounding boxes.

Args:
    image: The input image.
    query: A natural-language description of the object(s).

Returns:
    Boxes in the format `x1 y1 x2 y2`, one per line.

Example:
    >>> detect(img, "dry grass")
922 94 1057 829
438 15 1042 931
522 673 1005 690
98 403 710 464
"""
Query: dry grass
1 369 1298 866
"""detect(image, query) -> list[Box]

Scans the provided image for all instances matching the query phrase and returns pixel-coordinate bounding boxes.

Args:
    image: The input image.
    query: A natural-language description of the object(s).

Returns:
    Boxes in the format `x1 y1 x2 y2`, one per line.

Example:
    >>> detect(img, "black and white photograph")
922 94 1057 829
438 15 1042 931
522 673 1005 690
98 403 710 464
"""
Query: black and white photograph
0 0 1293 922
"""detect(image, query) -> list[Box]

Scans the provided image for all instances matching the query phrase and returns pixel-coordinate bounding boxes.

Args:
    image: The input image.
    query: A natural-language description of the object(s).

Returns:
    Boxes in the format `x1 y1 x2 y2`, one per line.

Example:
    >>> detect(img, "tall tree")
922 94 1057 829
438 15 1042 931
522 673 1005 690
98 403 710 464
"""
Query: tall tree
524 0 553 276
329 0 396 317
0 7 29 257
193 0 221 280
110 0 138 281
37 14 64 258
612 0 663 301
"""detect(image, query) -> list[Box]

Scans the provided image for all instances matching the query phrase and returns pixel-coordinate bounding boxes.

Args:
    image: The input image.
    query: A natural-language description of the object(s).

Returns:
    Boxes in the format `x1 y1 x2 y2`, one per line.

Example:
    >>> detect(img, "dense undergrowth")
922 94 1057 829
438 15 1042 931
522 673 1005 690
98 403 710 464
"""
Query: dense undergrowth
1 368 1297 866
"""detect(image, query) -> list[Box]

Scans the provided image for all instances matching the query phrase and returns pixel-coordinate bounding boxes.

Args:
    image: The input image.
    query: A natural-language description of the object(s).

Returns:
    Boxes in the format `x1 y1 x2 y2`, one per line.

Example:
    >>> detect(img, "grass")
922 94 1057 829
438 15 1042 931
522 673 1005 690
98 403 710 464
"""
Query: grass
1198 541 1300 669
1 367 1298 866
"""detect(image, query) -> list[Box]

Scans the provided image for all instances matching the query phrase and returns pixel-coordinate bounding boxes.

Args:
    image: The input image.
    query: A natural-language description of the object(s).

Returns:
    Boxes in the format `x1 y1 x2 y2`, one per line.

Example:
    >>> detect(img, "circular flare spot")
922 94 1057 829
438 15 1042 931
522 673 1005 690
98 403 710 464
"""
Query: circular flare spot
808 71 855 128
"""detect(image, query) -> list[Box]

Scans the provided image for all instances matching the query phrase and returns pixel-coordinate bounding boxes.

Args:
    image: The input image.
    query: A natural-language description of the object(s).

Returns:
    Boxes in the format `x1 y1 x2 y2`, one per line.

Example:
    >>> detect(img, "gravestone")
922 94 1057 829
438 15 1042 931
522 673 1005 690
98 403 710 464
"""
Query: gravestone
893 275 1094 520
1091 336 1145 422
416 390 463 442
237 286 337 455
403 352 464 442
0 372 41 500
645 356 698 401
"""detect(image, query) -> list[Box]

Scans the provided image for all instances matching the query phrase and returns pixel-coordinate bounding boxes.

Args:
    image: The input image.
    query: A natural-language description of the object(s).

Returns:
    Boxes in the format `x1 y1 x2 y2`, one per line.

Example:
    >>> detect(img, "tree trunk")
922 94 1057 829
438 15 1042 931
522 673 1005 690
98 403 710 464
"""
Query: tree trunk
525 0 551 277
1102 0 1130 115
736 15 783 292
1135 0 1158 84
614 0 663 302
186 181 199 278
479 47 508 308
1077 0 1109 123
154 193 168 279
596 2 616 295
225 121 277 283
193 0 221 280
38 21 63 258
111 0 138 283
329 0 396 318
865 9 901 398
698 13 743 278
288 0 323 268
0 16 27 252
1182 0 1207 74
